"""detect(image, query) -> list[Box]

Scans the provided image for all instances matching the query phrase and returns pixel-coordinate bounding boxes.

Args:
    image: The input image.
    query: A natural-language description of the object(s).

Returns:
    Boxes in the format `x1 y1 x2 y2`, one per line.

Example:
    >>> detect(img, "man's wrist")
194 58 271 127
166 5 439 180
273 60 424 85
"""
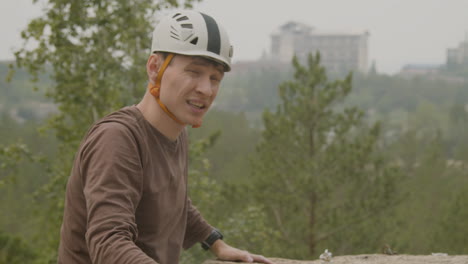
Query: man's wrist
209 239 226 256
201 229 223 250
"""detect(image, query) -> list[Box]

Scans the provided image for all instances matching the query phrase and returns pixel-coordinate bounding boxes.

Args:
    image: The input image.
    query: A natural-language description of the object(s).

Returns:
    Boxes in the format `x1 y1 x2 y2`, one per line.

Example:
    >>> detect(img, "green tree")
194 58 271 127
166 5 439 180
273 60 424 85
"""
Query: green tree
250 54 401 258
434 184 468 253
11 0 201 261
188 110 260 183
0 141 45 190
183 122 281 263
382 129 468 254
429 102 468 254
0 231 37 264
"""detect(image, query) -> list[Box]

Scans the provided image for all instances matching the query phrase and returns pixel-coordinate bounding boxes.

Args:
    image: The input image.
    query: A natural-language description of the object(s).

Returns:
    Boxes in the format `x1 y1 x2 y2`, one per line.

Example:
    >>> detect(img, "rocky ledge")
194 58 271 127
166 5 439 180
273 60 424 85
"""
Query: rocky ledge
203 254 468 264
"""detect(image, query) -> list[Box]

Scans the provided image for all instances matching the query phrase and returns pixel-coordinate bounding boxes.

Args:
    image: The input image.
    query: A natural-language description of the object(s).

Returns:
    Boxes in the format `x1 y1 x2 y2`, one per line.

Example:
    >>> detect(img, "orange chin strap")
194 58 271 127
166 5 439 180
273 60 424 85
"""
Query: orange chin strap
148 53 201 128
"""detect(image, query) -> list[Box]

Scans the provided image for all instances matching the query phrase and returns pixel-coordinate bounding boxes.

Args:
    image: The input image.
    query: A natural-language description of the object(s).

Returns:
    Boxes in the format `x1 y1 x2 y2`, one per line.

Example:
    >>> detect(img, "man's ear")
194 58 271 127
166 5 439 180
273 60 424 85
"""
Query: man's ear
146 53 162 84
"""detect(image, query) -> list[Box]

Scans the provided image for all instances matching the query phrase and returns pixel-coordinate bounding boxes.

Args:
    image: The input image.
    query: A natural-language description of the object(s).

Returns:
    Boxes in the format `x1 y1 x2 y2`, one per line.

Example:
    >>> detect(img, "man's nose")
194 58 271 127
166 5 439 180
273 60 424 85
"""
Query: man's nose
195 77 213 96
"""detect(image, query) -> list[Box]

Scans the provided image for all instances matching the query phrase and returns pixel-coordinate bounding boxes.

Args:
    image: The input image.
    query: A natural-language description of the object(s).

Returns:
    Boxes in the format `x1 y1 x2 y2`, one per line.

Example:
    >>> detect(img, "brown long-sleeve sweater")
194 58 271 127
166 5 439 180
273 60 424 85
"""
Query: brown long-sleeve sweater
58 106 213 264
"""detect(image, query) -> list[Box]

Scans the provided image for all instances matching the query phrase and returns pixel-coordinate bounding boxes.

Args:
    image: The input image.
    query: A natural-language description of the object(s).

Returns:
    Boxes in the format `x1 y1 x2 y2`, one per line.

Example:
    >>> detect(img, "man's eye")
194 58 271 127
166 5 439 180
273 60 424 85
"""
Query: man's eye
211 77 221 83
187 69 200 74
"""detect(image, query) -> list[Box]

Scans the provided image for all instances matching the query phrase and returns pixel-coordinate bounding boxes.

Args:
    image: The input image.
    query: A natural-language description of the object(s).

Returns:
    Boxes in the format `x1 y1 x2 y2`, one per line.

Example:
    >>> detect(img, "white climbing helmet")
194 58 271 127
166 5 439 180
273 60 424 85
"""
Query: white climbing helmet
151 10 233 71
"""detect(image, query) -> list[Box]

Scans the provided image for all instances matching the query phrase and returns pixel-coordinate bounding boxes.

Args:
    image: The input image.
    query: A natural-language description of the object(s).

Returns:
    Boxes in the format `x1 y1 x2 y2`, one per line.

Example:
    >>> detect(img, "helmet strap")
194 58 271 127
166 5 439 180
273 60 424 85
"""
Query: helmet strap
148 53 201 128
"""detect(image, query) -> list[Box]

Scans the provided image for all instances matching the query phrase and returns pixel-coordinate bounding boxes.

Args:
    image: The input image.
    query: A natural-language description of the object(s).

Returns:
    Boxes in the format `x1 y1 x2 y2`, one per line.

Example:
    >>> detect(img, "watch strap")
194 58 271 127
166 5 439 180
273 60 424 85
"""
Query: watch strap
201 229 223 250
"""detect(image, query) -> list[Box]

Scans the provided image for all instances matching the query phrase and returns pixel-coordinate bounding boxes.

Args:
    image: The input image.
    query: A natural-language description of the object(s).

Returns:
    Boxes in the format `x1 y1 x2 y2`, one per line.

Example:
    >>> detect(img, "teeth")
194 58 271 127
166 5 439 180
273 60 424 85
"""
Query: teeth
189 101 204 109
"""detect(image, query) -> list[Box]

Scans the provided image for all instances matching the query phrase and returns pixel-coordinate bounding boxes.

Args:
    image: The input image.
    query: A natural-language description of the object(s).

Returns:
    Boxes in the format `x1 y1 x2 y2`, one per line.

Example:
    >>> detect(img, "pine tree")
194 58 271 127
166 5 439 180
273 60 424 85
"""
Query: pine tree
251 53 401 258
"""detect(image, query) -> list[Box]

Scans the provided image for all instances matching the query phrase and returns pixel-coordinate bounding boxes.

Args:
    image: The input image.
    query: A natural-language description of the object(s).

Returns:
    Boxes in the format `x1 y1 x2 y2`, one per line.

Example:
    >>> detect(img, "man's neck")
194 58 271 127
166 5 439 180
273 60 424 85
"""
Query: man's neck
136 93 185 141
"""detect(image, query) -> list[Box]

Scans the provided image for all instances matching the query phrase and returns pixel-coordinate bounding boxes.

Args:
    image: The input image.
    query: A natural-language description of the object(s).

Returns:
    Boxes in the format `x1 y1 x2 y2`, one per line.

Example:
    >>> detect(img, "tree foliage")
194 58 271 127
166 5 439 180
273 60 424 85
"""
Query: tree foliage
250 53 402 258
182 119 281 263
0 231 37 264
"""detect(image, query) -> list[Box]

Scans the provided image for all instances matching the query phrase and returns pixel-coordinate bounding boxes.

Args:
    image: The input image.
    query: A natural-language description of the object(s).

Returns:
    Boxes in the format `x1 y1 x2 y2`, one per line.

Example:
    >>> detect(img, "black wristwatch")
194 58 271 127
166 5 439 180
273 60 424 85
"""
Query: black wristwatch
201 229 223 250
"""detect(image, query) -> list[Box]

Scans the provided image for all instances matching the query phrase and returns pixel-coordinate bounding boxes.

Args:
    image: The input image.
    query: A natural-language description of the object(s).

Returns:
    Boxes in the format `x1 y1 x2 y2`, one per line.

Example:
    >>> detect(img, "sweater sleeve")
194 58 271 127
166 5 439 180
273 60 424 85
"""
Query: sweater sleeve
80 122 158 264
182 198 213 249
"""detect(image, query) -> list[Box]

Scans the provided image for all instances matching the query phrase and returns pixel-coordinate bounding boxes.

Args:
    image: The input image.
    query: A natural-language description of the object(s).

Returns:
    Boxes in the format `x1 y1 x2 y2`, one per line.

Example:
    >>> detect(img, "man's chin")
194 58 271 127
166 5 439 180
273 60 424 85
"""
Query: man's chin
187 118 204 128
181 119 203 127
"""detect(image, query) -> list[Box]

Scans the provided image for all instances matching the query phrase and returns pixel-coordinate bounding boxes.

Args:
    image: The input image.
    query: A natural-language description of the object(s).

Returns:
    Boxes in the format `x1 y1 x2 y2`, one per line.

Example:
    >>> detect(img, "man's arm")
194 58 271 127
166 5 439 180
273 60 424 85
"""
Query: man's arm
183 198 213 249
81 123 157 264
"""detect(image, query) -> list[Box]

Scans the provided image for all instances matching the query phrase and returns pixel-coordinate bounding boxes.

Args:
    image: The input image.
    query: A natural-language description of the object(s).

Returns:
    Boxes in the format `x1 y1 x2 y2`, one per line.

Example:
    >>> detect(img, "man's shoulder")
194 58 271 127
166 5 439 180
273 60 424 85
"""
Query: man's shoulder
80 106 143 144
99 105 141 126
91 106 141 131
78 113 142 160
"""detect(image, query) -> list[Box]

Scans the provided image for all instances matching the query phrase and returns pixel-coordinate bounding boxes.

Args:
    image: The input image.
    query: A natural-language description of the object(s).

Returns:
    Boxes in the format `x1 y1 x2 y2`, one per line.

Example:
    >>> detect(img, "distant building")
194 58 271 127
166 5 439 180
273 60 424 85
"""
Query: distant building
447 34 468 67
399 64 441 76
269 21 369 74
398 63 465 83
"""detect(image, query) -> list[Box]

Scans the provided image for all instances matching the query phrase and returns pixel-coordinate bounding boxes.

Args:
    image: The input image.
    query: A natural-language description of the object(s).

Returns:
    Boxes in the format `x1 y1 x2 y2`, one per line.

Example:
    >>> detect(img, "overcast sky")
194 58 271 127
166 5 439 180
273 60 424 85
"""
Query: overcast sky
1 0 468 74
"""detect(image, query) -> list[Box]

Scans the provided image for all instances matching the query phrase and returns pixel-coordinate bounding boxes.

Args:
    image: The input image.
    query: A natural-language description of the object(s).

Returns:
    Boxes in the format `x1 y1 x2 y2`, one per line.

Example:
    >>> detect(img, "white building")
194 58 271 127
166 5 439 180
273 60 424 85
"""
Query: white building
447 35 468 67
270 22 369 74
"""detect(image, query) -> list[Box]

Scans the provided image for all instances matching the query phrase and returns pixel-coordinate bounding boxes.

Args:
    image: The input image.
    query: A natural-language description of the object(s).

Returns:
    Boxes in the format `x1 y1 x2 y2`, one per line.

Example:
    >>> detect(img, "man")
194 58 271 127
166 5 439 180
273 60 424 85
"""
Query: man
58 10 274 264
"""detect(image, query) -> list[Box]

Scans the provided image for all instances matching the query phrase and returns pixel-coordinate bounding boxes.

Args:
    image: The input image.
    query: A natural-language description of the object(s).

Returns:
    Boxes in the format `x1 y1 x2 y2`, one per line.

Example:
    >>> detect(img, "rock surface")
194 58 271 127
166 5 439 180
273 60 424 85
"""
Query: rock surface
203 254 468 264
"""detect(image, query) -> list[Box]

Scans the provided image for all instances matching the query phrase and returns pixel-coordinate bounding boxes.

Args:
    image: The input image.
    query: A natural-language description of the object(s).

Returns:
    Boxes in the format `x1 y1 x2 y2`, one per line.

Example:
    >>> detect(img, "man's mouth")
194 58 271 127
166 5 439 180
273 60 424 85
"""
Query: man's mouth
187 100 206 109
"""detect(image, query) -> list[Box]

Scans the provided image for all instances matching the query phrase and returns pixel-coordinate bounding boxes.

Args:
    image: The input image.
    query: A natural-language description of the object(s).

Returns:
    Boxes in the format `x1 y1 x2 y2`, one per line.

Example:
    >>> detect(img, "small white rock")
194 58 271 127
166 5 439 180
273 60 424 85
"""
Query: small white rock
319 249 333 262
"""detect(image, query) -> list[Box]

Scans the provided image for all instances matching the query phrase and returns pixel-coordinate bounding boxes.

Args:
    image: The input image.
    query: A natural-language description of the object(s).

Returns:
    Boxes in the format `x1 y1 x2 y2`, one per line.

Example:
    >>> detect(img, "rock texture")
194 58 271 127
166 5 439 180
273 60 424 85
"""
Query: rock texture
203 254 468 264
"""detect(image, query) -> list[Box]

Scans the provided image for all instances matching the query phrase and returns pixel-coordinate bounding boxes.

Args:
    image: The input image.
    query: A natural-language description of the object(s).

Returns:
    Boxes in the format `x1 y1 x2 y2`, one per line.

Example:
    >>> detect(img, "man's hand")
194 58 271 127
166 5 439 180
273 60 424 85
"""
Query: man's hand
209 240 275 264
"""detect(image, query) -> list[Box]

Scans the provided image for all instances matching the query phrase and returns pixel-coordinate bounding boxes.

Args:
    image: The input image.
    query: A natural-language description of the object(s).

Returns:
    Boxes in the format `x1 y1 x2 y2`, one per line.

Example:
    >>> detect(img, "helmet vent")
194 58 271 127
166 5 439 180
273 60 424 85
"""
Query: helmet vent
170 29 180 38
168 13 197 42
190 37 198 45
176 16 189 22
